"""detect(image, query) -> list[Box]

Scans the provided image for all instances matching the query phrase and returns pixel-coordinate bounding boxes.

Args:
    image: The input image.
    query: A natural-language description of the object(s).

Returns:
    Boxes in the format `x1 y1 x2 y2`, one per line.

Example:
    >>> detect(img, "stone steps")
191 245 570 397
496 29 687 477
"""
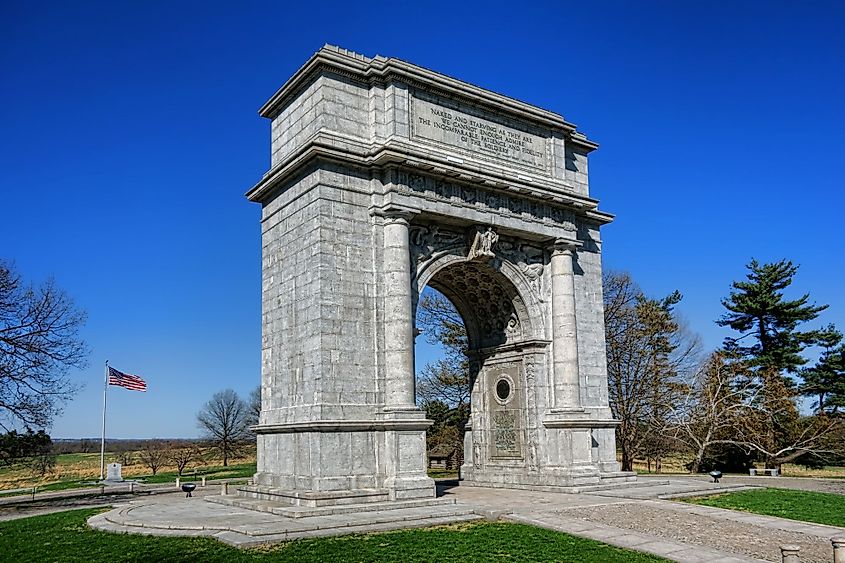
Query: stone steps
235 485 391 507
90 498 483 547
213 513 484 547
459 478 671 495
206 493 457 518
569 479 670 493
656 484 760 499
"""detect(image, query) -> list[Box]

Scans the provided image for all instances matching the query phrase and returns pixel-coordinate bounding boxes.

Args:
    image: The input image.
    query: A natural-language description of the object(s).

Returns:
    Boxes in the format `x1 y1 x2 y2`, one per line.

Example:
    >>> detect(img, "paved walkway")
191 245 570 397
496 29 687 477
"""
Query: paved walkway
636 474 845 496
82 478 845 562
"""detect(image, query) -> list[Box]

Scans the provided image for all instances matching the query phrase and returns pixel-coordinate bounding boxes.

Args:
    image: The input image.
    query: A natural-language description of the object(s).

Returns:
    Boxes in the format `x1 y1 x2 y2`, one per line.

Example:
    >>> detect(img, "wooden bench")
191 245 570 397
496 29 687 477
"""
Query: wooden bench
749 468 779 476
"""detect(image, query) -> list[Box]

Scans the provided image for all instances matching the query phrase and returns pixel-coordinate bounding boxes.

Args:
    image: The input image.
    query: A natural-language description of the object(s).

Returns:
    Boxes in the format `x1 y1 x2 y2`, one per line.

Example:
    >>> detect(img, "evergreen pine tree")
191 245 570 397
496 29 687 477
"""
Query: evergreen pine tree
801 327 845 414
717 259 828 376
717 259 841 469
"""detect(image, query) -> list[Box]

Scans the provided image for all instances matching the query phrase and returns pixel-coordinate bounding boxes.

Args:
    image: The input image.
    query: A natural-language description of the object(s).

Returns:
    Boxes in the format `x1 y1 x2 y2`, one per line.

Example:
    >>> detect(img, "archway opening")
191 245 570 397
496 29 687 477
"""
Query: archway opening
414 258 534 478
415 286 469 477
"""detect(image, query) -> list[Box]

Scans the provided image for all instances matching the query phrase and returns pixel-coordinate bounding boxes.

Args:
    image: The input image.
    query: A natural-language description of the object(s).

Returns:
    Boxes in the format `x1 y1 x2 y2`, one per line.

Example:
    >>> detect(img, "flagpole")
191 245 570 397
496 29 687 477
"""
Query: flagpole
100 360 108 481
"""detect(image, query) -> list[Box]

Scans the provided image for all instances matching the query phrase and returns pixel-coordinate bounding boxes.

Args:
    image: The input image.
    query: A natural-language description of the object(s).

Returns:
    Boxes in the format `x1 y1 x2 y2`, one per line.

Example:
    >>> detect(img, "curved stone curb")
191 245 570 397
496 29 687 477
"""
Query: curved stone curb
86 498 484 545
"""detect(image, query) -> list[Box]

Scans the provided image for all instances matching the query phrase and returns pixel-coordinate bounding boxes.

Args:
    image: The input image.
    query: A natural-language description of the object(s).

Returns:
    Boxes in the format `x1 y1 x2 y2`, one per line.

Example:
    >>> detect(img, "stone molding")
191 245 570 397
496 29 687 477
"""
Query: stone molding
370 204 418 224
542 418 621 429
246 132 613 229
399 171 578 233
252 419 433 434
550 238 582 256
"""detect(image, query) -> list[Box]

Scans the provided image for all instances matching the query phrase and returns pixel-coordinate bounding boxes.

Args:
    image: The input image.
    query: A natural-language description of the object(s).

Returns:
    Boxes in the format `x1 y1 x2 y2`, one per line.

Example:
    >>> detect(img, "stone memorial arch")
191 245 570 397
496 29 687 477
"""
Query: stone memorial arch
244 46 632 508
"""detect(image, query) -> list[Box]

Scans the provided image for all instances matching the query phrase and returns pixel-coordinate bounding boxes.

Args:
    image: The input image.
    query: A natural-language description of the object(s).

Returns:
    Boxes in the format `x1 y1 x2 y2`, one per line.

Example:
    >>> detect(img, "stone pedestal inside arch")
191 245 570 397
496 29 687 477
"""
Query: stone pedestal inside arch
245 45 633 507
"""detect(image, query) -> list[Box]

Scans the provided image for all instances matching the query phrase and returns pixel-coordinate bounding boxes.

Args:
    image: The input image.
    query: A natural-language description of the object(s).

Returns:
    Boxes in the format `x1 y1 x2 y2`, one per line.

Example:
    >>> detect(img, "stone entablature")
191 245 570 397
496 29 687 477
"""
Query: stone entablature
247 45 611 228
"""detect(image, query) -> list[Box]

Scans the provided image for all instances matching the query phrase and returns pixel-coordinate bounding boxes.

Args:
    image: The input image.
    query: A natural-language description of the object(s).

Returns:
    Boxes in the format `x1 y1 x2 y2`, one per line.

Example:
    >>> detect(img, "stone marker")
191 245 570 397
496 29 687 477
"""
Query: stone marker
105 462 123 482
833 537 845 563
244 45 631 508
780 544 800 563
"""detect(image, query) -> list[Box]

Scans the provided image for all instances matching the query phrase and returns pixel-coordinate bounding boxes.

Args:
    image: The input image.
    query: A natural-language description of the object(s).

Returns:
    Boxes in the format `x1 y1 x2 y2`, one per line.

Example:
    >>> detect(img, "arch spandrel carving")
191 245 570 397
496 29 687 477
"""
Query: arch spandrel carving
410 223 548 347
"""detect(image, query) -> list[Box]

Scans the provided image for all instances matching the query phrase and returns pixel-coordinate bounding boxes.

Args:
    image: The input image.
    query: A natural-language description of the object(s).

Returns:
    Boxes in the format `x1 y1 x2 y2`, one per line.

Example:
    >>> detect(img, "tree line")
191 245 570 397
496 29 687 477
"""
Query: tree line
0 387 261 479
0 259 262 478
118 386 262 474
606 259 843 473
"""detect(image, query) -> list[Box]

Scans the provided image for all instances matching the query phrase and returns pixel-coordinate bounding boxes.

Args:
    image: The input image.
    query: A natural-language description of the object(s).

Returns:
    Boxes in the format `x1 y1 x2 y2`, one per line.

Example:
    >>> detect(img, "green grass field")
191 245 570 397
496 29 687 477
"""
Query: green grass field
0 508 667 562
0 448 258 496
686 488 845 527
136 462 256 484
0 450 448 497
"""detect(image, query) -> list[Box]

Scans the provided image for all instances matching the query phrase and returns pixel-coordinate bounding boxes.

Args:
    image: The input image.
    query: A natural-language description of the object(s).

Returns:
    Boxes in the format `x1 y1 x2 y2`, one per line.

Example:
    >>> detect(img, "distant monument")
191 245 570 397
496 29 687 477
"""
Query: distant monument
242 45 631 508
105 462 123 482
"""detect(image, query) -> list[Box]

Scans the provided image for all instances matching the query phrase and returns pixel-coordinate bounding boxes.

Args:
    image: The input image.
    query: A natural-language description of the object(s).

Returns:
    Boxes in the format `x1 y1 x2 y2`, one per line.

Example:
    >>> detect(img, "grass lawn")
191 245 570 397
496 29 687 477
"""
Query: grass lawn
0 508 667 562
426 468 458 479
139 462 256 484
685 488 845 527
0 447 258 494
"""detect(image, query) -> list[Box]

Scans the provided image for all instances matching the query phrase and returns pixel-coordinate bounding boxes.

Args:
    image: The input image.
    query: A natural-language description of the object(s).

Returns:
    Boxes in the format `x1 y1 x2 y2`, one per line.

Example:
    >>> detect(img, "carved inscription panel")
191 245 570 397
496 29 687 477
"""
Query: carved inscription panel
410 96 548 172
486 361 524 459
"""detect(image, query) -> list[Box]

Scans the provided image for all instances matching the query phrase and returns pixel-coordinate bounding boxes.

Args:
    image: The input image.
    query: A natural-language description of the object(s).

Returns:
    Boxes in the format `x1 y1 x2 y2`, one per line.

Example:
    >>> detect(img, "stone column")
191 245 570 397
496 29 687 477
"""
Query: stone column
382 210 417 410
549 239 582 411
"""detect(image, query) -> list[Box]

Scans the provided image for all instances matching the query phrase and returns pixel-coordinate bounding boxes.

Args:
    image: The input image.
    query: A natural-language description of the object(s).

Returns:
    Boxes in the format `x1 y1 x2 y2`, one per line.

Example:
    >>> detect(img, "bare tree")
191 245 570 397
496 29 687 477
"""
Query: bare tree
138 440 167 475
112 442 134 466
415 290 470 468
196 389 251 466
666 352 757 472
0 260 88 430
247 386 261 430
31 448 56 477
603 271 701 471
668 354 845 471
167 440 202 476
727 370 844 469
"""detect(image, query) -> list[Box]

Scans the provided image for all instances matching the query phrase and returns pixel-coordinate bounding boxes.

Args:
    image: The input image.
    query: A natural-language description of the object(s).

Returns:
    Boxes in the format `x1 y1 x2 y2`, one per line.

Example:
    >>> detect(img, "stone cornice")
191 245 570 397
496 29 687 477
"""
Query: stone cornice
551 238 584 255
468 339 552 359
542 418 621 429
252 419 433 434
245 131 614 226
258 45 598 152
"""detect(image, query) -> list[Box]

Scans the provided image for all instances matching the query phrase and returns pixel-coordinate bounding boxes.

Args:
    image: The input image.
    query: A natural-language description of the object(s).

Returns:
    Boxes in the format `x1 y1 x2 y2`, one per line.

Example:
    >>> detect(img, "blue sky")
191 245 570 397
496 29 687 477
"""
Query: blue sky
2 1 842 438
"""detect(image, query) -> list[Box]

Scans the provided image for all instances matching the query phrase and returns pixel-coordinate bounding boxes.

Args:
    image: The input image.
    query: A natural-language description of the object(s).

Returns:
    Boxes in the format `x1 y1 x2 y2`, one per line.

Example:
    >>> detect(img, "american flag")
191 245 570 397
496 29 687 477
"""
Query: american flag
108 366 147 391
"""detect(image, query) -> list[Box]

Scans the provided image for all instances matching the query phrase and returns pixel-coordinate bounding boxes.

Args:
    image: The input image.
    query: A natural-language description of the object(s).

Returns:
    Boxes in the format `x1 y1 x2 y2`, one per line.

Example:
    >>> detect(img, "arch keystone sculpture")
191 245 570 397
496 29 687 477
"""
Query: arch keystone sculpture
244 45 633 507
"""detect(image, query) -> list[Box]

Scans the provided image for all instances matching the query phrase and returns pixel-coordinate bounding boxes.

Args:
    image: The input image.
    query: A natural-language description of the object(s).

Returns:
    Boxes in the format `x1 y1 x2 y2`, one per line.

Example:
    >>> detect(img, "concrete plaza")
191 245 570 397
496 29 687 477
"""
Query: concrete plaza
87 475 845 562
